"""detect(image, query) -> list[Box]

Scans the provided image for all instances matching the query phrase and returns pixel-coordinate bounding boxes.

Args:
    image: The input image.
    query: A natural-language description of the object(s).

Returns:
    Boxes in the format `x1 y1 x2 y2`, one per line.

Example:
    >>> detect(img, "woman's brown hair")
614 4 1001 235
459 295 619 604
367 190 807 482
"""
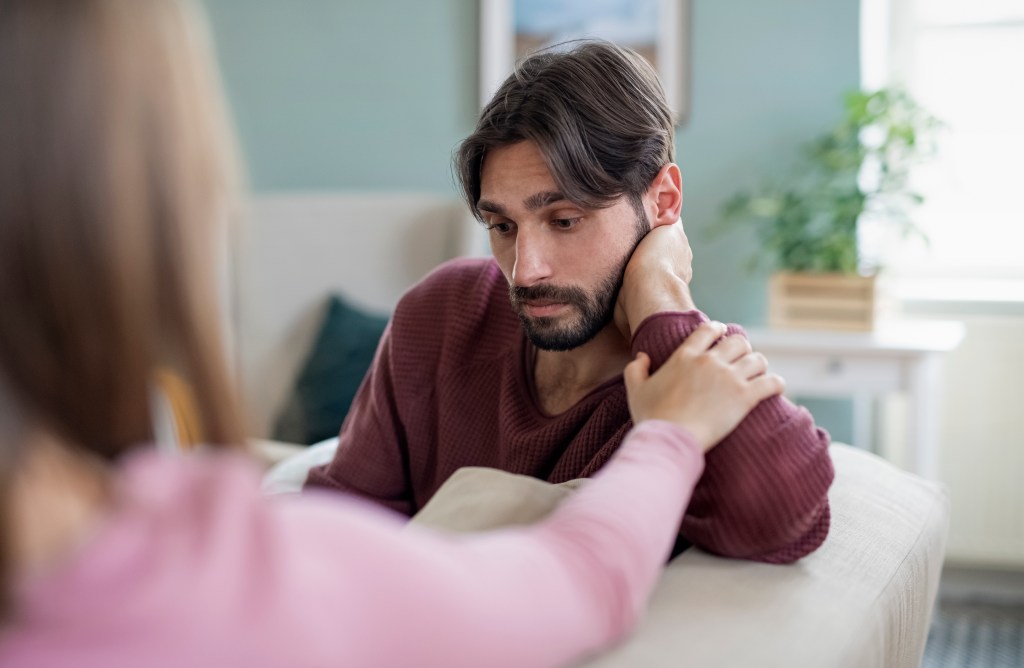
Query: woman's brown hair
0 0 246 609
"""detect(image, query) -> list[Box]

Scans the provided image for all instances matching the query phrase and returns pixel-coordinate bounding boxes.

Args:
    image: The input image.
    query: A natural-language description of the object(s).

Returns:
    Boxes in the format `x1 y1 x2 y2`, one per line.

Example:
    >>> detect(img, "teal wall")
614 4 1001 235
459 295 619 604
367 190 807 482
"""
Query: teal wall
678 1 860 444
205 0 478 191
679 0 860 323
205 0 860 443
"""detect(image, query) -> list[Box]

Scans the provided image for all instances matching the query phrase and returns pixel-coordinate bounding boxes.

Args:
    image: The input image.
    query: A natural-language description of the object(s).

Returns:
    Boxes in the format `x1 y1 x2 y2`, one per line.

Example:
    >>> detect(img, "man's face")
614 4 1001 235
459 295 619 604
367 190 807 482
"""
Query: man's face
478 140 649 351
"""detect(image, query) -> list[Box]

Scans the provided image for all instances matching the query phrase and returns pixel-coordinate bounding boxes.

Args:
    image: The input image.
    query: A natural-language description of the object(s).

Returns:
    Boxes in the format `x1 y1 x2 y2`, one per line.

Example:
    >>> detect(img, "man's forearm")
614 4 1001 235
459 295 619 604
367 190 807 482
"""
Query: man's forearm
630 314 834 562
679 394 834 562
615 222 696 341
622 274 697 338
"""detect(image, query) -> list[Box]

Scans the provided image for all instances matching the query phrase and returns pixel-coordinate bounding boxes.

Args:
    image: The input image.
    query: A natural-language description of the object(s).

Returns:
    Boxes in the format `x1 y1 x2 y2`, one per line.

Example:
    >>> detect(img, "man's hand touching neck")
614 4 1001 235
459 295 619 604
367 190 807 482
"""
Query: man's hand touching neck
613 222 697 342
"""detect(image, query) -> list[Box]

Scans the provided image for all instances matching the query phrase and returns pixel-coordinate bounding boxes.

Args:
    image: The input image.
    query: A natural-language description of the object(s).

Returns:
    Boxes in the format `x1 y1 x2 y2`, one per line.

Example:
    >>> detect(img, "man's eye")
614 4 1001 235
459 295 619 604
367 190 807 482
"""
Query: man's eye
552 218 580 230
487 221 514 235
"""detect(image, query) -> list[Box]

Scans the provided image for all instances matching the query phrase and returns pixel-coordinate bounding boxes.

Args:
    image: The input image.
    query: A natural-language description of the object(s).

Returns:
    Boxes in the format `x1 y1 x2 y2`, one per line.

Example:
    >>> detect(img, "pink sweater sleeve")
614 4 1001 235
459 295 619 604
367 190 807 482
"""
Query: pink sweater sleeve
283 420 703 668
1 423 702 668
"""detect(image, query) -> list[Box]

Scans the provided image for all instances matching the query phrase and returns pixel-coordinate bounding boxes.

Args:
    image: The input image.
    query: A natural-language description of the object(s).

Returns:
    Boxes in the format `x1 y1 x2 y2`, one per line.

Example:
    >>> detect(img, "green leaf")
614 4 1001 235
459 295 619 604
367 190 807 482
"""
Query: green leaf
709 85 942 274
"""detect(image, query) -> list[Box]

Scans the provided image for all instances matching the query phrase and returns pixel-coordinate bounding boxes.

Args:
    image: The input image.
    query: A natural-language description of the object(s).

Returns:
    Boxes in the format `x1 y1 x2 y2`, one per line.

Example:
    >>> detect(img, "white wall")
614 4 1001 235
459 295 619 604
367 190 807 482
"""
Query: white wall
232 193 479 438
880 307 1024 569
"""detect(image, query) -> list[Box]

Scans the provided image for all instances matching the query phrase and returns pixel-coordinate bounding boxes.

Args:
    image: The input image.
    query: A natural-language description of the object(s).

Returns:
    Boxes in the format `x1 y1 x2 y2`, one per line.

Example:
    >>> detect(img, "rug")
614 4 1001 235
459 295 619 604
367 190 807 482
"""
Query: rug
923 601 1024 667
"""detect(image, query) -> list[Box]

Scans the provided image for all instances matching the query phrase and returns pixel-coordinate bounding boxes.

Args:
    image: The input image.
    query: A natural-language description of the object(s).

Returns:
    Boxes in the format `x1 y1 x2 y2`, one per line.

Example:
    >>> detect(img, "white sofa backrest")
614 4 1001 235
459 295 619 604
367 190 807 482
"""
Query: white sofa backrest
231 192 482 438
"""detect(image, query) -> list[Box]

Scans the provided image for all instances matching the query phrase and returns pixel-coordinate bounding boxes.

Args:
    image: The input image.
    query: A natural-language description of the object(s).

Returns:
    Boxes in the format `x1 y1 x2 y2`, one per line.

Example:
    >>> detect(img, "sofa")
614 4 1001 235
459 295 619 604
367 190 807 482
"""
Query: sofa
260 436 948 667
236 194 949 667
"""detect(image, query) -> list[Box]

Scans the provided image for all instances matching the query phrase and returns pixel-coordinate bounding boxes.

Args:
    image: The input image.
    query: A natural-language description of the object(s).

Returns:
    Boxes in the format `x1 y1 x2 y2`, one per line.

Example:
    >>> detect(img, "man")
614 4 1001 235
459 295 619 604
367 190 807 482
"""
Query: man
307 41 834 562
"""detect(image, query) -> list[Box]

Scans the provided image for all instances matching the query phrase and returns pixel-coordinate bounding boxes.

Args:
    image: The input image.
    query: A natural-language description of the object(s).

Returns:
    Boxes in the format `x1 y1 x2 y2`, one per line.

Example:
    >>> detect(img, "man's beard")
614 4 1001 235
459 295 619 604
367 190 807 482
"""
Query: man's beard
509 208 649 352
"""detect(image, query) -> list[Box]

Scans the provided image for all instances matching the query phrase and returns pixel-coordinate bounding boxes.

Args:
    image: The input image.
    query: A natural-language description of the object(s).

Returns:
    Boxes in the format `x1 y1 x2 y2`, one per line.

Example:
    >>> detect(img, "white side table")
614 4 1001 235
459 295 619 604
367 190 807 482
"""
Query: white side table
746 321 965 479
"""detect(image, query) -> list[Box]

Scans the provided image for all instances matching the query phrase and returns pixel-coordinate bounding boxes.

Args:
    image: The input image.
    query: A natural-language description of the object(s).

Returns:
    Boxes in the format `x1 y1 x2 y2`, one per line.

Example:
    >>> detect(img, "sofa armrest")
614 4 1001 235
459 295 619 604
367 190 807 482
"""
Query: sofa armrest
581 444 949 667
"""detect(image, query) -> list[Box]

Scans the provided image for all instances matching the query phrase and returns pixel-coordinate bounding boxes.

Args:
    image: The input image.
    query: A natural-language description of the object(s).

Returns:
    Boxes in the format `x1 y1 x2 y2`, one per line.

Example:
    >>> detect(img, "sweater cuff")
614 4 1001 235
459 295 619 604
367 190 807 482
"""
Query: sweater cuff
630 310 707 369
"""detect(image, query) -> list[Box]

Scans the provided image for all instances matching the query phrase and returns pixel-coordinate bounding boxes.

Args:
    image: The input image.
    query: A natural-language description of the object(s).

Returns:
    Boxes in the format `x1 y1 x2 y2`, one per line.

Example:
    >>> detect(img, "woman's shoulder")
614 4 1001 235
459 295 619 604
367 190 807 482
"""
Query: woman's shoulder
4 448 411 667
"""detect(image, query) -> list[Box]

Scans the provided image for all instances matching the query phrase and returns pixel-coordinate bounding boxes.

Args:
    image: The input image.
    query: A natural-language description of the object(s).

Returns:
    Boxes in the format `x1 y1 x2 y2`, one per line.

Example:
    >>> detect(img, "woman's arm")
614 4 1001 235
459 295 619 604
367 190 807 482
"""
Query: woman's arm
277 421 703 668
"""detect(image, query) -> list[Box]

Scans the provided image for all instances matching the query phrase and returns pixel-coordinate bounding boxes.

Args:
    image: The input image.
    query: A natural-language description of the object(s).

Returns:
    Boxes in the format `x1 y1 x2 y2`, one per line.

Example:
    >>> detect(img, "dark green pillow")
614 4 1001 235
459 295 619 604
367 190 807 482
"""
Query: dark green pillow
272 295 389 445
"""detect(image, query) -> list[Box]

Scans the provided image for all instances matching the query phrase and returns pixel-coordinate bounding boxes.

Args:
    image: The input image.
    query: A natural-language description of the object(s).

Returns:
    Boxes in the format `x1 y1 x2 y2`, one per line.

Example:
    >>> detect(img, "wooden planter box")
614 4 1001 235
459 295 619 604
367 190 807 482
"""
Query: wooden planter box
768 272 876 331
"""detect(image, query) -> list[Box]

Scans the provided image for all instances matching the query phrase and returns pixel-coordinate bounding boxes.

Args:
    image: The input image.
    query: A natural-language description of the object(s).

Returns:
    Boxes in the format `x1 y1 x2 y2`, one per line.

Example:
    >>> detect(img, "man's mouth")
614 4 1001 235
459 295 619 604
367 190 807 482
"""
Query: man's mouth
521 300 567 317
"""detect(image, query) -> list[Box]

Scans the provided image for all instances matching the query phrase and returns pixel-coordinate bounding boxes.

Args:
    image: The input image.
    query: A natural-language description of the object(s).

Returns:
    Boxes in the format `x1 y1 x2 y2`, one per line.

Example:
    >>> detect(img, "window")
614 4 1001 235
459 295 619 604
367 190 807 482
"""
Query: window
861 0 1024 293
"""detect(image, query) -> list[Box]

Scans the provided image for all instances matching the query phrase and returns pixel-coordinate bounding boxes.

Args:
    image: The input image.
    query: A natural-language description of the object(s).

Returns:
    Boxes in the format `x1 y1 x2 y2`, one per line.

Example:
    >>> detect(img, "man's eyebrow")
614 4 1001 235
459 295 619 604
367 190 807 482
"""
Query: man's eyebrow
476 199 506 216
476 191 571 218
523 190 569 212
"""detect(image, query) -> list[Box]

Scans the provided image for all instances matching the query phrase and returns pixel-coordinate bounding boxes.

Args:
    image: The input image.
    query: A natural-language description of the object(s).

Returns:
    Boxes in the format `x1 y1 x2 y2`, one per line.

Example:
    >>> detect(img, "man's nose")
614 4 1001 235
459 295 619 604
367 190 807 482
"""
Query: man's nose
512 227 553 287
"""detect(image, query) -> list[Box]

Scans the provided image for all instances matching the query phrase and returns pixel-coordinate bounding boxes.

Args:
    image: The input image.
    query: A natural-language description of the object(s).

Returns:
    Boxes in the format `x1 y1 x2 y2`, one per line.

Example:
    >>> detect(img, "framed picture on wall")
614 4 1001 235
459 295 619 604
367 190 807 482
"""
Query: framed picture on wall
479 0 691 125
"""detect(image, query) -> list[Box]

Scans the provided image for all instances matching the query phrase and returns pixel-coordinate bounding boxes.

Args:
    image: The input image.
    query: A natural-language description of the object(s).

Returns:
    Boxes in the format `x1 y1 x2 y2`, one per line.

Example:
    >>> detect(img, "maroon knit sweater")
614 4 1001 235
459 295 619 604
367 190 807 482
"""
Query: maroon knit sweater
306 257 835 563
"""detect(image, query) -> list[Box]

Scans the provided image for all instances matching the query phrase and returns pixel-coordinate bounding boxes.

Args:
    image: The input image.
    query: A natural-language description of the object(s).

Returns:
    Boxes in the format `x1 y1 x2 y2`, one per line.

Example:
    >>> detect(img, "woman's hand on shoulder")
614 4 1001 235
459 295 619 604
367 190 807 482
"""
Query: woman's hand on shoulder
624 321 784 452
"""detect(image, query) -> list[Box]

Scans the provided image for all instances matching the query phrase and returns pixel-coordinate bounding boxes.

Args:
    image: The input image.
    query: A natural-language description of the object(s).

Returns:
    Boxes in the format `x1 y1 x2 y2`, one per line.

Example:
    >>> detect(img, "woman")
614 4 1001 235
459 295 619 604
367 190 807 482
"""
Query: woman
0 1 783 666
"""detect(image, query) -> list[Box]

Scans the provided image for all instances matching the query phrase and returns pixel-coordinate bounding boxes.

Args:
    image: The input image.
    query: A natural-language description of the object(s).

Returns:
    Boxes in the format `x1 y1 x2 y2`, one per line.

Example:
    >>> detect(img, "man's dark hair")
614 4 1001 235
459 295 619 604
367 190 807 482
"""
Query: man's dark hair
455 40 675 220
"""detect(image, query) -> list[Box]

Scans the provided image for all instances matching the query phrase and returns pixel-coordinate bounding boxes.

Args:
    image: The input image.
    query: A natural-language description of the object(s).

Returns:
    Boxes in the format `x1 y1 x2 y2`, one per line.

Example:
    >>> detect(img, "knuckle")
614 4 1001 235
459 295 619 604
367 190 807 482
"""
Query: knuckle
679 341 701 358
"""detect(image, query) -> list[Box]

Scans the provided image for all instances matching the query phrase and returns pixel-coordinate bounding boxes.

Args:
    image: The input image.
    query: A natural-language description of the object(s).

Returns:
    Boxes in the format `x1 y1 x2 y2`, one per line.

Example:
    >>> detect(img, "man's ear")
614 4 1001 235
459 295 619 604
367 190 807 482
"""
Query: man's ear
645 163 683 229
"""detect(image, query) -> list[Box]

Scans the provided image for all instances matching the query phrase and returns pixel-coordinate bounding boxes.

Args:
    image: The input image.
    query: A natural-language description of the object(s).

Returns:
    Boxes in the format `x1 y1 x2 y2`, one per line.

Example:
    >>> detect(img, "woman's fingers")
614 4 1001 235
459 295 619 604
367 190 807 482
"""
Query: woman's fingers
625 323 787 449
711 333 752 363
623 352 651 394
748 372 786 402
678 321 728 357
734 351 769 380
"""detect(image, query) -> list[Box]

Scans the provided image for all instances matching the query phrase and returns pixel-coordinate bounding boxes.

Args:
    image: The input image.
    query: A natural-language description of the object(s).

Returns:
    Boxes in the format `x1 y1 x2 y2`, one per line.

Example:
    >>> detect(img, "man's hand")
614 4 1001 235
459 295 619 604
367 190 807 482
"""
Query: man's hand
614 222 696 341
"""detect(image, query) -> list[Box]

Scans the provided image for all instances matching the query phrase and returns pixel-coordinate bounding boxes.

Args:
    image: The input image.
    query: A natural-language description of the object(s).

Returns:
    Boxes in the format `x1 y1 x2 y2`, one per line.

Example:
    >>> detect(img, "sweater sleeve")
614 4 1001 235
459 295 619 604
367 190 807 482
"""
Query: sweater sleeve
630 311 835 563
280 421 704 668
303 319 415 515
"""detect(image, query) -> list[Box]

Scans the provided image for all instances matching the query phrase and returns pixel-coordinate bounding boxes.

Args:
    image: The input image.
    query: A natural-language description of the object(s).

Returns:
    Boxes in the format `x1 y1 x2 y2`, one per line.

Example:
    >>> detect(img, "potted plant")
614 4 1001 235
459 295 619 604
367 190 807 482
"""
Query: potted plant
710 88 940 330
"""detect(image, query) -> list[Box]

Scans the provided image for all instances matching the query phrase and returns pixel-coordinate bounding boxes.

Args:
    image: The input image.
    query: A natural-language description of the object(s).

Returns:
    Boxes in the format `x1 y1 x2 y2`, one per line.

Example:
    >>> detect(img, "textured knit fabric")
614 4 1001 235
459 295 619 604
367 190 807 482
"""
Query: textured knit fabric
306 257 835 563
1 421 703 668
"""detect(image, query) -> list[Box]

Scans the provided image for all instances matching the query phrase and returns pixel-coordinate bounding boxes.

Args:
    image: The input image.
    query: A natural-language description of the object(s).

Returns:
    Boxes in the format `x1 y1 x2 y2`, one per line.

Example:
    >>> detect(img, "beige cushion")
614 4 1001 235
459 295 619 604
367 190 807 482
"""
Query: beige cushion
410 444 950 668
411 468 586 532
